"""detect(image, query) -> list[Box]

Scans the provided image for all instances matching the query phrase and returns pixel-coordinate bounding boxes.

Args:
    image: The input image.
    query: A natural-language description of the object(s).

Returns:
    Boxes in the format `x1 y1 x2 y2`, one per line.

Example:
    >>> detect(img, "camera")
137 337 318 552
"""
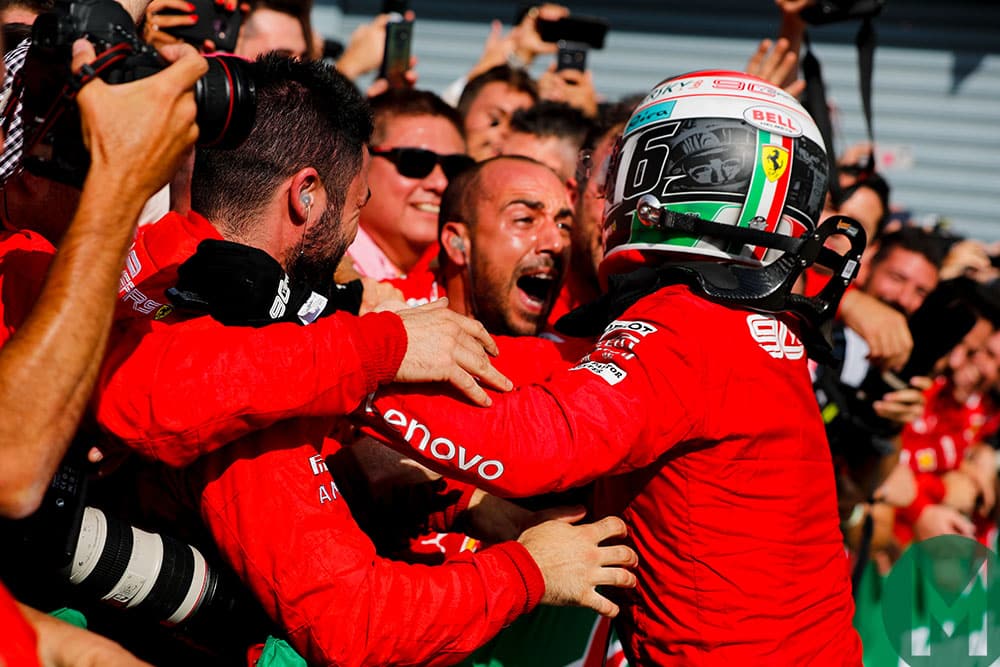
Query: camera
12 449 244 633
0 444 270 657
14 0 256 187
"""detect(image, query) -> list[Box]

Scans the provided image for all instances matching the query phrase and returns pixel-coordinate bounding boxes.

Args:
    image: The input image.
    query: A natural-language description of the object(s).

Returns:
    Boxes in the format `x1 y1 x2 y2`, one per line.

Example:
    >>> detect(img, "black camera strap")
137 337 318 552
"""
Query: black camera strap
18 43 130 168
802 15 879 207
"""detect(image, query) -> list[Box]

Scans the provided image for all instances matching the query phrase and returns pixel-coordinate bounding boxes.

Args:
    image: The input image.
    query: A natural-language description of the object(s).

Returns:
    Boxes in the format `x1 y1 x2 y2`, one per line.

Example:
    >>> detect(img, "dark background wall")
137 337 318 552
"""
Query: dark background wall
315 1 1000 240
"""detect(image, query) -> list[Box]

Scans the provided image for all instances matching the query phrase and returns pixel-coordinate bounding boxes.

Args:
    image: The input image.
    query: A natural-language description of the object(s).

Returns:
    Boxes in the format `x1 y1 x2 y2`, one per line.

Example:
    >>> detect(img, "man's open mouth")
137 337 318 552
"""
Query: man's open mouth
516 272 558 307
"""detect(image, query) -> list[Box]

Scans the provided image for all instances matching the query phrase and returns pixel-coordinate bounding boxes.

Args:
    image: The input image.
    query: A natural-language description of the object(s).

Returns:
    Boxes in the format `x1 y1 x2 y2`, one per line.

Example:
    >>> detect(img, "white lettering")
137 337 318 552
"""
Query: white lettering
384 409 408 428
478 460 504 480
604 320 657 337
404 419 431 451
456 447 483 472
384 411 506 482
571 360 628 386
309 454 327 476
269 275 291 319
430 437 456 461
125 249 141 279
318 481 339 504
746 314 804 360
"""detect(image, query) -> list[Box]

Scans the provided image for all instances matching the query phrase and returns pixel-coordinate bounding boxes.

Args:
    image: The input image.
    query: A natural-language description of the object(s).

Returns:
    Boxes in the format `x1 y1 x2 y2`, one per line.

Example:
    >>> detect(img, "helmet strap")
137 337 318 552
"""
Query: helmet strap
557 214 866 363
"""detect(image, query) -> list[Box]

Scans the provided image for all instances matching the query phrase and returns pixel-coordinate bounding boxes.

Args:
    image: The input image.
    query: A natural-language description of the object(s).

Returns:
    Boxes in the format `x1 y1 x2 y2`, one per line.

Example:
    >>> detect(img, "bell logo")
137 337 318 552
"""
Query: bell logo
744 106 803 137
746 314 803 360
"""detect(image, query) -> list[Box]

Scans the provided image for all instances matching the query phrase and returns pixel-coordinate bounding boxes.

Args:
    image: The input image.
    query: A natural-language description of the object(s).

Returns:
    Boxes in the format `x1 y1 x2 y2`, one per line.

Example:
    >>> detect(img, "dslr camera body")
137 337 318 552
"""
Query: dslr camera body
12 0 256 187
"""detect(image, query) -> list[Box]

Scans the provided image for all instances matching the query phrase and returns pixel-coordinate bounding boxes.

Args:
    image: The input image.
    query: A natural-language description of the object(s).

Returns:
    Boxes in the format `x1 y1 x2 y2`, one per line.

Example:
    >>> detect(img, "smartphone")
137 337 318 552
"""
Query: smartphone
379 16 413 89
537 15 609 50
160 0 243 52
556 40 588 71
381 0 409 14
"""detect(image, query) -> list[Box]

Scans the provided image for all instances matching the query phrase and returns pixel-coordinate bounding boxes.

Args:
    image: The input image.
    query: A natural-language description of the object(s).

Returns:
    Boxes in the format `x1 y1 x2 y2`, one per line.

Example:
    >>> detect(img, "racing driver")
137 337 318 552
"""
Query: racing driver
364 70 865 665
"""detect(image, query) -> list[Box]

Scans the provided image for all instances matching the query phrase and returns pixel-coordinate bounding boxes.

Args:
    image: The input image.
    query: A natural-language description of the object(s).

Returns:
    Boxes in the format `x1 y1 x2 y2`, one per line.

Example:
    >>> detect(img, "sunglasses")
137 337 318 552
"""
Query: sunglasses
371 147 475 180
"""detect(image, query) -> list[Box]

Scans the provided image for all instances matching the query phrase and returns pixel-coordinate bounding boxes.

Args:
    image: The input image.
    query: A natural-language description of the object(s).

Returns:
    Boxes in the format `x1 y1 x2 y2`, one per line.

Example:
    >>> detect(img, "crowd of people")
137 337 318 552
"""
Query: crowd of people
0 0 997 665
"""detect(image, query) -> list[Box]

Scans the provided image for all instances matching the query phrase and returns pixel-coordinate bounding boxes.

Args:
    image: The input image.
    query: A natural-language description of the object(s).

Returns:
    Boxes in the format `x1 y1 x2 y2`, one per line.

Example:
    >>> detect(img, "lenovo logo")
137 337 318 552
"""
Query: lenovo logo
383 409 505 481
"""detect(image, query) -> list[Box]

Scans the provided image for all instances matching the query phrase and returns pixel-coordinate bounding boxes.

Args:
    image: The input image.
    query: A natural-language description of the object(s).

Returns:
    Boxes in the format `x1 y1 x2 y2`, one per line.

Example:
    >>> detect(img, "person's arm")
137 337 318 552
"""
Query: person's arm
94 300 511 467
839 288 914 371
183 431 635 666
18 604 153 667
0 42 206 517
364 313 702 497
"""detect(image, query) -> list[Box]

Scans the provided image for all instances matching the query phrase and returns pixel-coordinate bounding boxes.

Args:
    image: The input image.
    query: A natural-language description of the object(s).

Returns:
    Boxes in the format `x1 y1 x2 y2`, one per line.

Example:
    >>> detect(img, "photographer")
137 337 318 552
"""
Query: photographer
0 28 206 667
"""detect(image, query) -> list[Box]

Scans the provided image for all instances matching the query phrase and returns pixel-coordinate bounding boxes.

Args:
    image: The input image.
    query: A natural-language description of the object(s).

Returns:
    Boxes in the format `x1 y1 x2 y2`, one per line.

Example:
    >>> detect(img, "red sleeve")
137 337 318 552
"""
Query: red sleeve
0 230 56 346
176 425 543 666
0 583 40 667
364 313 703 498
94 310 407 467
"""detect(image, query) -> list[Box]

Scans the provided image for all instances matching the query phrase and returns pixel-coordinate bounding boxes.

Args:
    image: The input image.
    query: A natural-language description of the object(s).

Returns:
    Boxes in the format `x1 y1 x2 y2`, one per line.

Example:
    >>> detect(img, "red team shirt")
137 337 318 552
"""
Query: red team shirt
368 284 862 665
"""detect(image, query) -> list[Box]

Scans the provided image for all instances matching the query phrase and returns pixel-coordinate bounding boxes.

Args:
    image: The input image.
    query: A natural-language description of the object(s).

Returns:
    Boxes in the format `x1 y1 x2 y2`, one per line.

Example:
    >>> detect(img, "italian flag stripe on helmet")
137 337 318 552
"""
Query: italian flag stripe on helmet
737 130 795 261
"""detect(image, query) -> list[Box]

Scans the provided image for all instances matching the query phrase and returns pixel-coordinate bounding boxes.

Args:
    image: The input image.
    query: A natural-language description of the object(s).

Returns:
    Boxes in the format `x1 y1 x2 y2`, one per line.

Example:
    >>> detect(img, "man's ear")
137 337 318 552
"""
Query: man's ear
441 222 471 266
288 167 322 225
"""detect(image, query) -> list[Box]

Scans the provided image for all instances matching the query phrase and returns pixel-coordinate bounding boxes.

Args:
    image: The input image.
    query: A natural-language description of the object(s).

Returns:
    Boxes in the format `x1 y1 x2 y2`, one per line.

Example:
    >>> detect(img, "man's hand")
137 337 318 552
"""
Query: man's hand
358 277 405 315
839 289 913 371
518 507 637 617
381 298 513 406
962 443 998 516
538 64 598 117
74 39 207 202
745 37 805 97
873 461 918 508
913 503 976 541
942 470 979 516
873 376 931 425
21 603 154 667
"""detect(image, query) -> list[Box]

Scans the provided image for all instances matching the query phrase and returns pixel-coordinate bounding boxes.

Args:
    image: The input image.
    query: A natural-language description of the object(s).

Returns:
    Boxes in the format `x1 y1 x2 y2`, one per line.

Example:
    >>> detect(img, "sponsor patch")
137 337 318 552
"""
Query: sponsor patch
915 448 938 472
382 409 505 481
746 314 804 360
624 100 677 134
571 359 628 386
744 106 803 137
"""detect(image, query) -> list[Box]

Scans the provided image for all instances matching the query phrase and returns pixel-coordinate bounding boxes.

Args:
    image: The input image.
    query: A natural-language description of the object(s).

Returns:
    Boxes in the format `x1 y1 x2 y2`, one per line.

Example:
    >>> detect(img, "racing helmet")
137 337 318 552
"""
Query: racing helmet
599 70 829 281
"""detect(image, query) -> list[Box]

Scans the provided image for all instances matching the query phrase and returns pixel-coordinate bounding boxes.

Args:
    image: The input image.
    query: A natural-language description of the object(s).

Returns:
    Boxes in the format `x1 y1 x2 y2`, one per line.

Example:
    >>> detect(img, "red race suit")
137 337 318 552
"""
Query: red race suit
93 211 408 467
366 284 862 666
93 211 546 665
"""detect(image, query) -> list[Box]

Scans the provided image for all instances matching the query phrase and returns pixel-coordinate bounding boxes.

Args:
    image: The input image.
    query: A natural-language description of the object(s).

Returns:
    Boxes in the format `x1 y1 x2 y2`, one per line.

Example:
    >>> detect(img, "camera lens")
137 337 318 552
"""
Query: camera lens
65 506 224 626
194 55 257 150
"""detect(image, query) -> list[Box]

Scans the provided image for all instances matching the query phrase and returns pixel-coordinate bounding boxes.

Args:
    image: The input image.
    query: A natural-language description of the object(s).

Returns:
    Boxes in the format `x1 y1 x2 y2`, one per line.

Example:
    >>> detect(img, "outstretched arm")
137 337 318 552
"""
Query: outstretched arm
0 42 206 517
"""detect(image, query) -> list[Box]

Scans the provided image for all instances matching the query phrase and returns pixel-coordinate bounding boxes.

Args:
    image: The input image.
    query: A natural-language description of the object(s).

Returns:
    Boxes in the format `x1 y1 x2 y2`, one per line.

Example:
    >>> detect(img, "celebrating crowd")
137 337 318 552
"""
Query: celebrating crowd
0 0 997 665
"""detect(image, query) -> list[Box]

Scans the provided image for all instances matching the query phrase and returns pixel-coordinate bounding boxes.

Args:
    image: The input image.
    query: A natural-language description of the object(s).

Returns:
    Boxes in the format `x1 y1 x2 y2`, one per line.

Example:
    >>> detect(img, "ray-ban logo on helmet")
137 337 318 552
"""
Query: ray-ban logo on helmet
762 145 790 182
746 314 803 360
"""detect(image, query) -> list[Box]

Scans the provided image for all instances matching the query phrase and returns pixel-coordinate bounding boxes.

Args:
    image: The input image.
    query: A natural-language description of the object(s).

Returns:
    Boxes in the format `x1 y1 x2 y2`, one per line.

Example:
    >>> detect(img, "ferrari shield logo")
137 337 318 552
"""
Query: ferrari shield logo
762 145 789 182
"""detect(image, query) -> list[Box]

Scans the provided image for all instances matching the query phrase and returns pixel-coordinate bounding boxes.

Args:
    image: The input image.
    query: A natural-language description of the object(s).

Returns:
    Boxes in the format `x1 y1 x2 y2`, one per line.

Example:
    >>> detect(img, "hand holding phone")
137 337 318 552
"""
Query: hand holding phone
379 14 413 89
556 40 587 71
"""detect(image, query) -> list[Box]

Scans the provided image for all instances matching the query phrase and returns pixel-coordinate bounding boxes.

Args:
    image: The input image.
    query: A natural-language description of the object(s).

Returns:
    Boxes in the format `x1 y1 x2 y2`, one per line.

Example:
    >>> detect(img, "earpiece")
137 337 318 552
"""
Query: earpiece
300 193 313 207
450 236 466 253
